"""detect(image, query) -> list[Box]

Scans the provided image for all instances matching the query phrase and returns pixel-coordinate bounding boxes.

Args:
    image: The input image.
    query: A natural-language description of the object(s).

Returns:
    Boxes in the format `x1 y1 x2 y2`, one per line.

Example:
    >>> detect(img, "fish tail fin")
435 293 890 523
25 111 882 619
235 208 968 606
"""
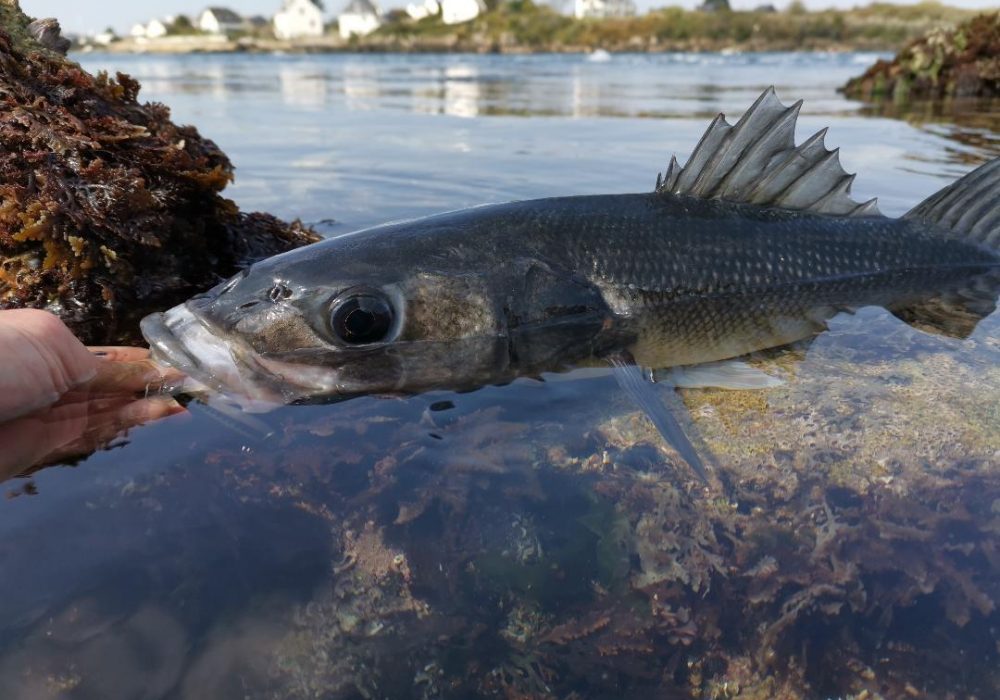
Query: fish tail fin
903 156 1000 251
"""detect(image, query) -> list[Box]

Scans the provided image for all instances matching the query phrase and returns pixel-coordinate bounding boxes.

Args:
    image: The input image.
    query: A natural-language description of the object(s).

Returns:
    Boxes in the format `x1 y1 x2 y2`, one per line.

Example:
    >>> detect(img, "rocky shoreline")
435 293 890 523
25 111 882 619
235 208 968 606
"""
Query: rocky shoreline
0 0 319 344
842 11 999 101
99 34 904 56
86 3 979 57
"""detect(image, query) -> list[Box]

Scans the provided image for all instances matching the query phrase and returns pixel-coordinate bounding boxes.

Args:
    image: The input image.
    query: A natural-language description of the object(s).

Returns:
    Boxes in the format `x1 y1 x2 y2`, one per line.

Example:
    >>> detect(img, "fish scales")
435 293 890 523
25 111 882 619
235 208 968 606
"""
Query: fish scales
407 194 994 367
141 88 1000 479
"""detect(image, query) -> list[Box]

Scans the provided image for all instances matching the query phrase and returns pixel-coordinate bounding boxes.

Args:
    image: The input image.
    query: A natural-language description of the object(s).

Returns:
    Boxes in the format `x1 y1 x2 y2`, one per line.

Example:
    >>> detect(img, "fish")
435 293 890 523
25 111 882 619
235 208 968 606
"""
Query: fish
141 88 1000 482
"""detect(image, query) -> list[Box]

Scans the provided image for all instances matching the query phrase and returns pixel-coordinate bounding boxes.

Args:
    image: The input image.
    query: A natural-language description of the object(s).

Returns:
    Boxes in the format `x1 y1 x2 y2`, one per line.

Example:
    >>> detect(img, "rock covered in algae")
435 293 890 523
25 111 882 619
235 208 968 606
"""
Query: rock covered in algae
842 11 999 101
0 1 319 343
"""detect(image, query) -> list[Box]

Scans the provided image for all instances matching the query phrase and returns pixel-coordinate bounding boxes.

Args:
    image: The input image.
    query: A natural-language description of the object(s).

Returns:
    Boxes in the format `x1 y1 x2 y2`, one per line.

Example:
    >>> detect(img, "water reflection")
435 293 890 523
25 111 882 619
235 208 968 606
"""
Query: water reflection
279 66 328 108
72 52 998 234
442 64 480 118
98 52 999 134
856 98 1000 164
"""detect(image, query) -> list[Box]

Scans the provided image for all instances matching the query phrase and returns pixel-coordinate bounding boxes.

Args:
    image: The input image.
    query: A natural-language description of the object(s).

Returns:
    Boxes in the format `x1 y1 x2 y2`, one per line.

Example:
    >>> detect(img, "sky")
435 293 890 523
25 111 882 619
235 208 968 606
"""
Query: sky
21 0 1000 35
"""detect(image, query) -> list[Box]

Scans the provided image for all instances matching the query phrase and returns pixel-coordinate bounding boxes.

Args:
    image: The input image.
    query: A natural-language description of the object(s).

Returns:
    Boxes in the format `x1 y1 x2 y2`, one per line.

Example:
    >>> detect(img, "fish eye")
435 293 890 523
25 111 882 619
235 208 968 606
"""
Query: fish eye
330 291 394 345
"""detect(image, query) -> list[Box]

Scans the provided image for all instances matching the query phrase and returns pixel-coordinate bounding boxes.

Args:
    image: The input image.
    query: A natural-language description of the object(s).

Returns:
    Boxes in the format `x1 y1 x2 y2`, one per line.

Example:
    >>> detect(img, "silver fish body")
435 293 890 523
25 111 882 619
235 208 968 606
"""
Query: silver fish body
141 88 1000 470
140 190 998 404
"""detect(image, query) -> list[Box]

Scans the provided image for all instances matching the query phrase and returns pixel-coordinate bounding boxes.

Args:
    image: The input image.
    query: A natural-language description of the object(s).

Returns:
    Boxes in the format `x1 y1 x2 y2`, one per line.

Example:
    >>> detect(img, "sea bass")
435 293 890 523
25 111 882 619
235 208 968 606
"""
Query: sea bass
141 89 1000 480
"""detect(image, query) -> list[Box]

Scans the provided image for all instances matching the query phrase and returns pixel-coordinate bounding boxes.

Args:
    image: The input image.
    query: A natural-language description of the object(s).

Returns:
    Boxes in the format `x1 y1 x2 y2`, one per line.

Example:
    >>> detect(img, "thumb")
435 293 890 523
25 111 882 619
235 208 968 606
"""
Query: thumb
0 309 98 421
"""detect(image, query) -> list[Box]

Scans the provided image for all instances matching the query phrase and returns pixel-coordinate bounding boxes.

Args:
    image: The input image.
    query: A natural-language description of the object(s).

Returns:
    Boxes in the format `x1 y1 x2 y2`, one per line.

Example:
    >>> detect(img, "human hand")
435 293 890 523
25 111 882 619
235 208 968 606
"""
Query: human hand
0 310 185 482
0 309 99 422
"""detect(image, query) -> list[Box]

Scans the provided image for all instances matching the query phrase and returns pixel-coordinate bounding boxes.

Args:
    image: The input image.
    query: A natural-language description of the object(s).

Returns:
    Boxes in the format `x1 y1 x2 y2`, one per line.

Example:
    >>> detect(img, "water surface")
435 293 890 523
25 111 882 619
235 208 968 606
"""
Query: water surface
0 52 997 699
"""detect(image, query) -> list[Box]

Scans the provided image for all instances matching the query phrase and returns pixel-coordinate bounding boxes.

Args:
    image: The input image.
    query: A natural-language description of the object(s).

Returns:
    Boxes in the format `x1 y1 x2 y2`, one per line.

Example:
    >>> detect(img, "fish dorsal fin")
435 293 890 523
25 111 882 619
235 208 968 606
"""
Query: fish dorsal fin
656 87 881 217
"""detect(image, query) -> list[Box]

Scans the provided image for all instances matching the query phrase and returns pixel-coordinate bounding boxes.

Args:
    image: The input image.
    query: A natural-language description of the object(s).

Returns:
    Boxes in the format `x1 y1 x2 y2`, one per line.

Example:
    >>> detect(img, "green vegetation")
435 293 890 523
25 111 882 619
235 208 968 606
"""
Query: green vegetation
371 1 979 52
165 14 198 35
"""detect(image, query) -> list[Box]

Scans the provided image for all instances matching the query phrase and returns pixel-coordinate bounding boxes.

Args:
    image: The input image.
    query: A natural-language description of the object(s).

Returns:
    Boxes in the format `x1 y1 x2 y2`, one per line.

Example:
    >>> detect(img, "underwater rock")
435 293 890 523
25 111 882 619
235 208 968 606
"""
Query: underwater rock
0 1 319 344
842 11 1000 101
185 321 999 698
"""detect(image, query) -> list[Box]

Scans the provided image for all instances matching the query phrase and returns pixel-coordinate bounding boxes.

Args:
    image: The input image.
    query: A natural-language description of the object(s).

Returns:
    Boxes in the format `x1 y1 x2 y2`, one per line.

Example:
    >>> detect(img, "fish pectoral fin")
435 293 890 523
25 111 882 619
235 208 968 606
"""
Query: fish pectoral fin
608 353 710 484
655 360 784 390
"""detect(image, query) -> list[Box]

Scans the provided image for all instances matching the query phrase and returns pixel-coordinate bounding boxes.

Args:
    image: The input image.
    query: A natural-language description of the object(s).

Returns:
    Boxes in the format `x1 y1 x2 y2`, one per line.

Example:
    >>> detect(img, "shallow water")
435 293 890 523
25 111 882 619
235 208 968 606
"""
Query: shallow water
0 52 997 698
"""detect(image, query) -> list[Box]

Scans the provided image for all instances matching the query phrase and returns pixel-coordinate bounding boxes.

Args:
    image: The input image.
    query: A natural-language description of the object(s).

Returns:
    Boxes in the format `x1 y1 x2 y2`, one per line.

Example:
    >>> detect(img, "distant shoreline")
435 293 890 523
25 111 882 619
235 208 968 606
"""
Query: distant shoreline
85 35 906 56
81 4 980 57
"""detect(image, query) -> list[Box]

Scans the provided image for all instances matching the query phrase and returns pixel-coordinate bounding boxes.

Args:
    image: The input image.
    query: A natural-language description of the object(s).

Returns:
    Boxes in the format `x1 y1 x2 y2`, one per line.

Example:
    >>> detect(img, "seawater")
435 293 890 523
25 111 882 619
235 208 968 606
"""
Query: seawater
0 52 996 699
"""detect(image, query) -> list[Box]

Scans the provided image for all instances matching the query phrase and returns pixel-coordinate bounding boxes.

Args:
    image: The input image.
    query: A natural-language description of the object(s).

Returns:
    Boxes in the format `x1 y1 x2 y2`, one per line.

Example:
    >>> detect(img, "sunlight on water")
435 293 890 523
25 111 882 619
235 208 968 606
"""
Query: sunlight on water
0 52 997 699
77 52 999 228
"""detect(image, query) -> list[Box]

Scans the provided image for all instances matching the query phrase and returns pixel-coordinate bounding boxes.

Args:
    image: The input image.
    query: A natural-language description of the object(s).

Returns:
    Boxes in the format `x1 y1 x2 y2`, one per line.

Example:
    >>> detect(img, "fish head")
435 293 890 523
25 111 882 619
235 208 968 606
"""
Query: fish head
141 222 602 403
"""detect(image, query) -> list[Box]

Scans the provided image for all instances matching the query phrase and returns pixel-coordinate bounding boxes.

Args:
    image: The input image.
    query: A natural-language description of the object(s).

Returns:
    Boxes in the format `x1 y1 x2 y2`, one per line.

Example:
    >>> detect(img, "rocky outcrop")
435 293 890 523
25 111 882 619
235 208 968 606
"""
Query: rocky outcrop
842 12 999 101
0 1 319 344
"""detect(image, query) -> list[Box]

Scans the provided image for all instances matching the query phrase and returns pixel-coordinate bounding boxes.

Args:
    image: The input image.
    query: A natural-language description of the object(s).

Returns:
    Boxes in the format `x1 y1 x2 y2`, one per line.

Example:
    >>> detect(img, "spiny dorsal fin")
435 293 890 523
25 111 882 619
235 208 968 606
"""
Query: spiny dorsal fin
655 87 881 217
903 157 1000 251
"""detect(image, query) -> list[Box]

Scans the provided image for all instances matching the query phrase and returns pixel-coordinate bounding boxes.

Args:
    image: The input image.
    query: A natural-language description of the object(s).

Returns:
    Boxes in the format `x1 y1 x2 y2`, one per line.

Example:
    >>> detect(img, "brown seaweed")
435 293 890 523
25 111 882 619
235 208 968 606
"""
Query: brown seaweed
183 352 997 699
842 12 1000 102
0 1 319 344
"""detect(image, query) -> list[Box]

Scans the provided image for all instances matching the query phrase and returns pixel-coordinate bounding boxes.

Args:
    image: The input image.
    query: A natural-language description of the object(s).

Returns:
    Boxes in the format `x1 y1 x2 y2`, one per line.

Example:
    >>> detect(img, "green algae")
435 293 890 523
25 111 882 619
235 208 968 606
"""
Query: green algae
843 11 1000 102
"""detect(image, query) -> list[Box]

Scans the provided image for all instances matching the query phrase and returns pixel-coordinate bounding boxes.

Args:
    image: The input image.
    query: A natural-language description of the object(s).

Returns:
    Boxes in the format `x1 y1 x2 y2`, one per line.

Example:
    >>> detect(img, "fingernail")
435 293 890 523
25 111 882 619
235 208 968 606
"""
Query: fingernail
72 367 98 387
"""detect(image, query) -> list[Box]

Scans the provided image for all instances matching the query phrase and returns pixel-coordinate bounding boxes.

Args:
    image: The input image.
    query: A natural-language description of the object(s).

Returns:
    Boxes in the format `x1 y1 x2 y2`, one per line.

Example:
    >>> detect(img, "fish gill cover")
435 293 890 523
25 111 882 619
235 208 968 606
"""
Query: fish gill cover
0 0 319 344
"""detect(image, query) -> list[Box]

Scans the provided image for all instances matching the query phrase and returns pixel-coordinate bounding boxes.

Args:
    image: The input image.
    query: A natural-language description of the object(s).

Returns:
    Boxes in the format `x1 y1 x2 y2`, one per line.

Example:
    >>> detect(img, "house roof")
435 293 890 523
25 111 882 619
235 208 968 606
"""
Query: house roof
342 0 378 15
282 0 325 10
203 7 244 23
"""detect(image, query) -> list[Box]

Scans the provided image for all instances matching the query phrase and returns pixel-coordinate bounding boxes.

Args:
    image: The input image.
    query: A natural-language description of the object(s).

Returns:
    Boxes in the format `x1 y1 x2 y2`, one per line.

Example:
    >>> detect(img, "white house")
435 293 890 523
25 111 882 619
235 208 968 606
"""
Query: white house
338 0 381 39
197 7 245 35
92 30 118 45
146 19 169 38
130 19 168 38
440 0 485 25
405 0 439 20
574 0 635 19
274 0 326 39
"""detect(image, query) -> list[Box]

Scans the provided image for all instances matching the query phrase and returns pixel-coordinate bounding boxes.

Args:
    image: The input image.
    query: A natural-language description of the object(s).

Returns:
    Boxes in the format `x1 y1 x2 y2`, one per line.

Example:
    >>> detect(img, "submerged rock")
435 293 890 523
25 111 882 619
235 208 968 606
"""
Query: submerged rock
0 1 319 343
842 11 999 101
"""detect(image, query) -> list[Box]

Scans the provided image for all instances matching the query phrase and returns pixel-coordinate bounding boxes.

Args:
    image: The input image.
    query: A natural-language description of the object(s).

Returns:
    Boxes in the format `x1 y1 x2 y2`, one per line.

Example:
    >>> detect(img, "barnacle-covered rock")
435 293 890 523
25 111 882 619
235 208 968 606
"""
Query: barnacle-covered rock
0 0 319 343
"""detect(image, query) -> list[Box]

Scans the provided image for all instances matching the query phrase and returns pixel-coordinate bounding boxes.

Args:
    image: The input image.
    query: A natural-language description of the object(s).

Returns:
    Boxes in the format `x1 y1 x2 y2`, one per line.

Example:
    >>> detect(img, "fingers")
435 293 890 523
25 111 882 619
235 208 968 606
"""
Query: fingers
87 360 160 394
81 347 186 395
88 346 152 363
117 396 187 425
0 401 91 482
0 396 185 483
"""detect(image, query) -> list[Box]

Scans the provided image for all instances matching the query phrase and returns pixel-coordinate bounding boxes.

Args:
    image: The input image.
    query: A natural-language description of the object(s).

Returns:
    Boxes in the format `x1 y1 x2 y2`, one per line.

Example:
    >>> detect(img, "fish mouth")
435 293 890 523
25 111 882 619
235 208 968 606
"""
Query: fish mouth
142 304 341 406
141 305 258 399
141 310 201 379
